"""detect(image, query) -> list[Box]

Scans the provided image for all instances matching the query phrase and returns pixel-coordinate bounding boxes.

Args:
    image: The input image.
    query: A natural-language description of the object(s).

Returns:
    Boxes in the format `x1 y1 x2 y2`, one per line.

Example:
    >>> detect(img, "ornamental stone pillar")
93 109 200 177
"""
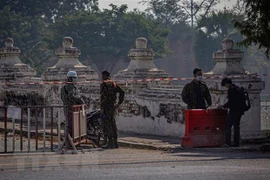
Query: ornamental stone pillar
205 38 265 139
0 38 36 80
41 36 98 82
114 37 170 88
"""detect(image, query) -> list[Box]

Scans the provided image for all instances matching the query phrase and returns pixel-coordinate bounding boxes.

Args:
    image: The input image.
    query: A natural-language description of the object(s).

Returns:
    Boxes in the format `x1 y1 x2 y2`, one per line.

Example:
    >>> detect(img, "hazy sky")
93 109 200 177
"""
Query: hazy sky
99 0 239 11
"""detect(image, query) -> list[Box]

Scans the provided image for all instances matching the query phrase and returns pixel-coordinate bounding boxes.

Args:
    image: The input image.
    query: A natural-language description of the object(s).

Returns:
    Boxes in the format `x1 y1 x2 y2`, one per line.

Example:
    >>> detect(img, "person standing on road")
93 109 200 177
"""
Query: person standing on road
61 71 84 138
100 70 125 149
219 78 244 147
182 68 212 109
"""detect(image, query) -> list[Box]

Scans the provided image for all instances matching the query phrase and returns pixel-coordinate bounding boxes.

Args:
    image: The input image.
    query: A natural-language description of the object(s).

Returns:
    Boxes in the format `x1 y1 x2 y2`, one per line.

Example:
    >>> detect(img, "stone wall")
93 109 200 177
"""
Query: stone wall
0 37 268 139
114 84 185 137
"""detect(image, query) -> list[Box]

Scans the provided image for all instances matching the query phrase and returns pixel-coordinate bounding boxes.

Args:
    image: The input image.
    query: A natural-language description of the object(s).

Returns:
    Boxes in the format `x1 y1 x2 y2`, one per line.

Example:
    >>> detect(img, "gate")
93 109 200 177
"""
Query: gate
0 105 66 153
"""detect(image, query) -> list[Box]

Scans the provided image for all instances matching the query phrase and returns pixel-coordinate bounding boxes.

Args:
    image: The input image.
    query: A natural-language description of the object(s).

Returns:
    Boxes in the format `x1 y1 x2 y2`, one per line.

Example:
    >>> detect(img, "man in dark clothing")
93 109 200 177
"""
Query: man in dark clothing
220 78 244 147
100 71 125 149
182 68 212 109
61 71 84 138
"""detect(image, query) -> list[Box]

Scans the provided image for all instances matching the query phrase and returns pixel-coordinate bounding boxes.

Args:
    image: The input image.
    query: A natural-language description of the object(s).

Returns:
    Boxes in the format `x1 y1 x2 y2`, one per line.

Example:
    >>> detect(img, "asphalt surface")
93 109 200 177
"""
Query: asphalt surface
1 147 270 180
1 129 270 180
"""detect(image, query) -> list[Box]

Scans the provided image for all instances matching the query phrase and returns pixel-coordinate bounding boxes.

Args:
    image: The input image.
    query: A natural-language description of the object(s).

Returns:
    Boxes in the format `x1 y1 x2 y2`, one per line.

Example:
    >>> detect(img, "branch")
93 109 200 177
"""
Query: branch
203 0 215 17
181 5 191 16
194 15 199 22
193 0 207 16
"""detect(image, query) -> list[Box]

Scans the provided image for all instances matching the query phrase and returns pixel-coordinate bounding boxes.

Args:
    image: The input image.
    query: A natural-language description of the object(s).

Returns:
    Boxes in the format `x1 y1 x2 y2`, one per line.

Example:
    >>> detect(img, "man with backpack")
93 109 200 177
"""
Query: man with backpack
220 78 251 147
100 70 125 149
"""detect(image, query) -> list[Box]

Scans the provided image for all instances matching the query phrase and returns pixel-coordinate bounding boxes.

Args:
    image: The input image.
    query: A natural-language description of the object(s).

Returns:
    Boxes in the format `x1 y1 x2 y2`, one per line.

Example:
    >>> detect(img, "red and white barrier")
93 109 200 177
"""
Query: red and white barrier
72 104 88 146
0 73 268 86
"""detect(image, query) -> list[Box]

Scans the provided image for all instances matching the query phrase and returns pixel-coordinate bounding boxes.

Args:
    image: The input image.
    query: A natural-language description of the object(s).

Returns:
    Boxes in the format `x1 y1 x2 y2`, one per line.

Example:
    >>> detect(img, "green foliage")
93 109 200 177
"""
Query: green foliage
0 6 31 46
194 10 244 71
0 0 99 76
141 0 227 27
0 1 170 75
50 4 170 72
0 5 52 76
0 0 99 22
242 45 269 74
233 0 270 58
141 0 188 25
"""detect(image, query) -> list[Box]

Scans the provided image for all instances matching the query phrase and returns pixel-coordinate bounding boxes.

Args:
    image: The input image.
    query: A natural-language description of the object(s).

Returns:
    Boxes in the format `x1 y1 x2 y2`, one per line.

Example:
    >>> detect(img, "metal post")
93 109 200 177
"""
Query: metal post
83 105 87 143
27 108 30 153
65 107 68 152
50 107 53 151
4 107 7 153
43 108 46 152
35 108 38 150
58 108 61 149
78 106 81 141
20 108 23 151
12 118 15 152
191 0 193 28
266 100 269 129
72 106 74 144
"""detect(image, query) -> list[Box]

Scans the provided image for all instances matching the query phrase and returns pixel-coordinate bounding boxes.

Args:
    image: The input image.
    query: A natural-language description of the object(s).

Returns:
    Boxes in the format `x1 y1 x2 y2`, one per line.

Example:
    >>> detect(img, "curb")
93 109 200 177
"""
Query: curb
118 140 183 151
1 128 270 152
260 143 270 152
118 140 270 153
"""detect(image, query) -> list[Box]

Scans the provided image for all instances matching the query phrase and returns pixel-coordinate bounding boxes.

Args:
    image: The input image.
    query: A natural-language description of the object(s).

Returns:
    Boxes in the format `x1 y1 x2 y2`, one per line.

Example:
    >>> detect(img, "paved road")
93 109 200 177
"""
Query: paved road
0 147 270 180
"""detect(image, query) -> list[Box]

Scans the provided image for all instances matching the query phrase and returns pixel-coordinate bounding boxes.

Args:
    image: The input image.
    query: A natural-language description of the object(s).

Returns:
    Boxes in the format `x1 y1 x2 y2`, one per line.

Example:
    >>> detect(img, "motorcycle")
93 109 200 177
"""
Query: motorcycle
86 109 106 147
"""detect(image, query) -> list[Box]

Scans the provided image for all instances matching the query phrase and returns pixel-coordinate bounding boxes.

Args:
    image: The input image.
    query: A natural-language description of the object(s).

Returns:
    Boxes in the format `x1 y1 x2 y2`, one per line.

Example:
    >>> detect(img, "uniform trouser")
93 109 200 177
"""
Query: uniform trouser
103 107 117 142
64 107 73 137
225 111 242 146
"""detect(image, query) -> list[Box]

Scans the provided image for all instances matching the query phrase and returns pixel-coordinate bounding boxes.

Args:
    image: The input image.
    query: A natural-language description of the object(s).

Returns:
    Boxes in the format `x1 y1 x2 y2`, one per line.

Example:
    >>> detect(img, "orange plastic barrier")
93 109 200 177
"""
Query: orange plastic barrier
181 109 227 148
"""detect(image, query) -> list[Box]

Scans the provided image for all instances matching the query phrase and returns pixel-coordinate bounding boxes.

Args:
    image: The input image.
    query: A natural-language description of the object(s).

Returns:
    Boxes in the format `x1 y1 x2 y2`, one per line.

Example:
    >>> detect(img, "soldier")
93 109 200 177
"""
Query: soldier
100 70 125 149
61 71 84 138
182 68 212 109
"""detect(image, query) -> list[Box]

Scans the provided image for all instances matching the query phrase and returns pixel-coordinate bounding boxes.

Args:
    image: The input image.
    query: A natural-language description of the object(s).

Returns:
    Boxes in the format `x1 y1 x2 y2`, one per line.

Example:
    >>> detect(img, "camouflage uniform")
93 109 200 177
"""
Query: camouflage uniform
61 83 84 137
182 80 212 109
100 79 125 148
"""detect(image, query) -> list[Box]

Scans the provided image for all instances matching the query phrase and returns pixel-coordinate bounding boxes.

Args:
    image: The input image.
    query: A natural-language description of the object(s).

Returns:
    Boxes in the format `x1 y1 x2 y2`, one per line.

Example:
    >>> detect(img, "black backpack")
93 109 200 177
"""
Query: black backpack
237 87 251 112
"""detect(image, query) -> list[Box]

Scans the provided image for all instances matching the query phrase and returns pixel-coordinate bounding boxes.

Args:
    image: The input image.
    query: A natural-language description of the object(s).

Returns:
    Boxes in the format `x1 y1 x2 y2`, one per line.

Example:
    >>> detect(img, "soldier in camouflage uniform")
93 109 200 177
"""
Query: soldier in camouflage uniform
182 68 212 109
61 71 84 138
100 71 125 149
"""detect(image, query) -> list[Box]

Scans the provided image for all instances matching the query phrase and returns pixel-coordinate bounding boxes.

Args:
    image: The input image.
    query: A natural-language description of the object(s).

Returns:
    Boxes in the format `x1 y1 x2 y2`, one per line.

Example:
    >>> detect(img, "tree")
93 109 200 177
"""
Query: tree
242 45 269 74
0 0 99 22
140 0 188 26
194 10 244 71
141 0 230 27
0 6 51 76
182 0 229 27
233 0 270 58
50 4 170 73
0 0 100 76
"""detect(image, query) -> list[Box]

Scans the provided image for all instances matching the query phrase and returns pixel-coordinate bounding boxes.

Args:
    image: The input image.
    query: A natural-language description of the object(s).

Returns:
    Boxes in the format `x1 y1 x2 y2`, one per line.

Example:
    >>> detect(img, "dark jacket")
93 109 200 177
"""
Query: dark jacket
100 79 125 110
223 84 244 114
182 80 212 109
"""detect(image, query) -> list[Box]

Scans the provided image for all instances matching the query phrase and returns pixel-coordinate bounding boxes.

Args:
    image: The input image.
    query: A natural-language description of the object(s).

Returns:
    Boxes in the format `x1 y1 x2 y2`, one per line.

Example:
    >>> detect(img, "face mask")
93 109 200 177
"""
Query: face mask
196 76 202 81
72 77 77 82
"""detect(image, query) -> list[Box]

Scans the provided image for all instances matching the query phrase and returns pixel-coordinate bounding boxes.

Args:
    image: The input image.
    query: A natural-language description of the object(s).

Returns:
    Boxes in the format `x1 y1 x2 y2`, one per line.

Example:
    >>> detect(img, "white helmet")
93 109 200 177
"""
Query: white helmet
67 71 77 78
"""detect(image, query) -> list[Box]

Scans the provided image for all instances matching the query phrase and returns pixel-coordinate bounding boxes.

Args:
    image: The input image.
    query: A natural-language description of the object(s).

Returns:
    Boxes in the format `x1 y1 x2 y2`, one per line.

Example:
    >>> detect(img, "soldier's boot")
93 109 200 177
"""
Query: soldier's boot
102 138 114 149
114 138 119 149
